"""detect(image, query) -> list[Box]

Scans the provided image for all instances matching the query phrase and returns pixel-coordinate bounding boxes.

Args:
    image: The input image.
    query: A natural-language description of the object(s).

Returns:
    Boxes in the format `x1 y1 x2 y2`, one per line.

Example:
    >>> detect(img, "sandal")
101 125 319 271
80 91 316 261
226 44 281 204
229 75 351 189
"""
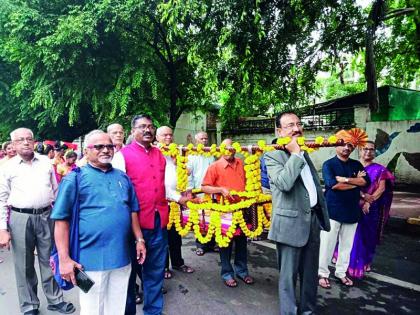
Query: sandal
237 275 254 285
47 302 76 314
173 264 195 273
334 275 354 287
318 277 331 289
164 268 172 279
224 278 238 288
195 248 205 256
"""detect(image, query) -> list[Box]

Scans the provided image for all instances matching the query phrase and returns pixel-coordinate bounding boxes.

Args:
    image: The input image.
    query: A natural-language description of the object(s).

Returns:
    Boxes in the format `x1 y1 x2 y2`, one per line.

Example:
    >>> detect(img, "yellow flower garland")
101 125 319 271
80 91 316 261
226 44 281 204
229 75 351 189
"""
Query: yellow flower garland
161 134 342 246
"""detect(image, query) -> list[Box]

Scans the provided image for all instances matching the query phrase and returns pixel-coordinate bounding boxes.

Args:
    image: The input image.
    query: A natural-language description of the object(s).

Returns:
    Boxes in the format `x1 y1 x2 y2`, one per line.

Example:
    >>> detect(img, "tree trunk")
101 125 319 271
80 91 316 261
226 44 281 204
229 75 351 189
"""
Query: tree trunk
167 63 182 128
365 26 379 112
364 0 385 113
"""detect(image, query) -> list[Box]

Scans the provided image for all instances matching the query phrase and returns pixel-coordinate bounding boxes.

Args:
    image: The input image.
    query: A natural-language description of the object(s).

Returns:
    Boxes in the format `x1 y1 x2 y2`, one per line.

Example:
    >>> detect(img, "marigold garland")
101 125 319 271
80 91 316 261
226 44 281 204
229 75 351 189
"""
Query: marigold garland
161 132 352 246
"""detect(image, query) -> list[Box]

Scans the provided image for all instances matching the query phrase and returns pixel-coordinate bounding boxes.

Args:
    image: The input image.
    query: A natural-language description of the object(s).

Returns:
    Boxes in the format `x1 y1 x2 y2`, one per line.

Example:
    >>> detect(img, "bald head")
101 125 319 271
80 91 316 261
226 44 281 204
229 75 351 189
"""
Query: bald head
195 131 208 145
221 138 234 162
156 126 174 145
221 138 233 146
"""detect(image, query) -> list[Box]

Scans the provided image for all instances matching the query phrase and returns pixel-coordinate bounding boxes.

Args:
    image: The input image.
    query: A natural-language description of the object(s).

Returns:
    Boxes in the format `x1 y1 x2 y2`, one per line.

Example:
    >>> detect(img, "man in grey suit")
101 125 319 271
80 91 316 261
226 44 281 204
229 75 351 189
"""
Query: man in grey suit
265 112 330 315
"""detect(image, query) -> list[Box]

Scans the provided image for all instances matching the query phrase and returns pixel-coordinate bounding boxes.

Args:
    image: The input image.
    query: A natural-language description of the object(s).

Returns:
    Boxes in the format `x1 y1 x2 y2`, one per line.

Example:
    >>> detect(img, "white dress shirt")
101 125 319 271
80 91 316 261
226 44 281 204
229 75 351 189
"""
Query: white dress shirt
112 142 150 173
164 156 181 203
0 154 58 230
112 151 126 173
293 152 318 208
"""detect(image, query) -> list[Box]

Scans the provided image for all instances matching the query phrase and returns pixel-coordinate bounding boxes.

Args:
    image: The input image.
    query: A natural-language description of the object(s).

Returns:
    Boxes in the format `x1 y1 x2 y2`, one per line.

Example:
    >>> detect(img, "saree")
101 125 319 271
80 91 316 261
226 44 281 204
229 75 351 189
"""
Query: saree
346 163 395 278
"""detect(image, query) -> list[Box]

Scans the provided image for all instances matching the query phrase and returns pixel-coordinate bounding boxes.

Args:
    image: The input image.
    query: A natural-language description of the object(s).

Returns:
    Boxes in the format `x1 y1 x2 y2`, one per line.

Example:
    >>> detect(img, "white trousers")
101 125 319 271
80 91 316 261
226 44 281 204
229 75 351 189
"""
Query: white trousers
79 264 131 315
318 219 358 279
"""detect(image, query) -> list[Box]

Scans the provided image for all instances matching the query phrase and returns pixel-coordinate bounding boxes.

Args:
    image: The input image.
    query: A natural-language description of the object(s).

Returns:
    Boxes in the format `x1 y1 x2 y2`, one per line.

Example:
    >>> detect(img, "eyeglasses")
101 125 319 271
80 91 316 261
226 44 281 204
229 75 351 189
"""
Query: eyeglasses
87 144 115 151
281 122 304 130
363 148 375 151
134 124 156 131
13 137 34 143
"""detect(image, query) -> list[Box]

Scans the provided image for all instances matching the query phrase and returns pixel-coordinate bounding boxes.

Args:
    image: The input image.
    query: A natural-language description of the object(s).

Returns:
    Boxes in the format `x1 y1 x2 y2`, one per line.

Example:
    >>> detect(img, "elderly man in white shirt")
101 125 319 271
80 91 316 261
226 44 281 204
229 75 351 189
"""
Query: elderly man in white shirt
107 123 125 152
0 128 75 315
156 126 194 279
187 131 216 255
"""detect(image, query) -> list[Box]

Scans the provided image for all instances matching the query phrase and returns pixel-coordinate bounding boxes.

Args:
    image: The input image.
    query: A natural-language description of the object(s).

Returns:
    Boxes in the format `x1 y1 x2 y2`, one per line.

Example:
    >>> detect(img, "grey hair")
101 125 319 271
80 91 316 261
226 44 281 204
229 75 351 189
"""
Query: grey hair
106 123 123 133
83 130 107 149
156 126 172 137
194 131 207 141
10 128 34 140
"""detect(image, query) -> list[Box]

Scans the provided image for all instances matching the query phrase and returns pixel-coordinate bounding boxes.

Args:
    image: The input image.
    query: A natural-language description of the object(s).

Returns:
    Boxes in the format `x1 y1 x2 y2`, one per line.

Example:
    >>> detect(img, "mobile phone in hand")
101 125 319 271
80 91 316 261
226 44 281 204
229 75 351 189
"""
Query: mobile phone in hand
75 268 95 293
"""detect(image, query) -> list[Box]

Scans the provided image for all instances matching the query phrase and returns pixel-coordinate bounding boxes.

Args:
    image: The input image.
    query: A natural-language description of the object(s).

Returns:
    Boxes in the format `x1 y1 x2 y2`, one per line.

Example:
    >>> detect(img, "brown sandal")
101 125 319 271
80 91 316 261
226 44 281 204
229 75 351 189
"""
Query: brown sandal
224 278 238 288
319 277 331 289
238 275 254 285
173 264 195 273
334 275 354 287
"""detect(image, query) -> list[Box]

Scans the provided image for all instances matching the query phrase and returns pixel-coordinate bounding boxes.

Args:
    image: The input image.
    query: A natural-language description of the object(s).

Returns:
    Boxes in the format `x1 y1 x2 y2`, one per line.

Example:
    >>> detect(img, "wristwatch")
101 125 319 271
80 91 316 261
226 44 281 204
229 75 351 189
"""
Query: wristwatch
345 178 349 183
135 237 145 244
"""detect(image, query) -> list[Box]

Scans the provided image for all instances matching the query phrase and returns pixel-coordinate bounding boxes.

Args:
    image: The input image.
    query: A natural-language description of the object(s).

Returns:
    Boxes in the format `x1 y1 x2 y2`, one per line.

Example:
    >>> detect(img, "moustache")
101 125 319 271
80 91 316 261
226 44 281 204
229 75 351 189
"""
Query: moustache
143 132 153 137
99 154 112 159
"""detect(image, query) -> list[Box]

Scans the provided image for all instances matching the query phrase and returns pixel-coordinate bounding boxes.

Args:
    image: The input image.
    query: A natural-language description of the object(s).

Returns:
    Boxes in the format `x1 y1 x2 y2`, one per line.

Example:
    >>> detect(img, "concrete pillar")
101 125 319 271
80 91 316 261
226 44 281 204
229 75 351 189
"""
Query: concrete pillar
354 106 370 129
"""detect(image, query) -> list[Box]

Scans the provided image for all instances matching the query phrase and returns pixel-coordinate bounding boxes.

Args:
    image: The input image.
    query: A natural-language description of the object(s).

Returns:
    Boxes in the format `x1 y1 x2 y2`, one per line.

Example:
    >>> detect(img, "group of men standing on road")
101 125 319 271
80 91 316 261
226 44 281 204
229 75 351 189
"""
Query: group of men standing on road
0 111 392 315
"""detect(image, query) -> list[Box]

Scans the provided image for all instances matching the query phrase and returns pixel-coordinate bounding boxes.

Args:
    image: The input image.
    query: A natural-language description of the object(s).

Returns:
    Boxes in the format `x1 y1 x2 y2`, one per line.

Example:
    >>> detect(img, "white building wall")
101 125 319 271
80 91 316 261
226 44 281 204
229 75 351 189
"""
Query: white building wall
173 112 207 145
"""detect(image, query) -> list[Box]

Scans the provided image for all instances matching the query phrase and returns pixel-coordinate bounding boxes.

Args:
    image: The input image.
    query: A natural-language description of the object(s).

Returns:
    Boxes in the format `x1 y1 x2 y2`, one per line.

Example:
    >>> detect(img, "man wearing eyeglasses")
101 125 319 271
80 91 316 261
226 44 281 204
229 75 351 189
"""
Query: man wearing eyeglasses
265 112 330 315
52 130 145 315
113 115 168 315
0 128 75 315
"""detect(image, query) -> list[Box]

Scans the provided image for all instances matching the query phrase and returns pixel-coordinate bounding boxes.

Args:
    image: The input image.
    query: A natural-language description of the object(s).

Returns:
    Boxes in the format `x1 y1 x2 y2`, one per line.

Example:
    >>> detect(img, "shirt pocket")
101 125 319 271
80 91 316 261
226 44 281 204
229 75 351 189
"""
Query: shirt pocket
278 209 299 217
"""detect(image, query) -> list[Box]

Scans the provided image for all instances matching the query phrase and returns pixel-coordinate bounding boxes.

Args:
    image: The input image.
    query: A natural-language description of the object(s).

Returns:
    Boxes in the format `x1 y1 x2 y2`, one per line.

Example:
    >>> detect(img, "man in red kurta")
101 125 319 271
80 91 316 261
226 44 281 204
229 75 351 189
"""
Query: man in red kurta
113 114 167 315
201 139 254 288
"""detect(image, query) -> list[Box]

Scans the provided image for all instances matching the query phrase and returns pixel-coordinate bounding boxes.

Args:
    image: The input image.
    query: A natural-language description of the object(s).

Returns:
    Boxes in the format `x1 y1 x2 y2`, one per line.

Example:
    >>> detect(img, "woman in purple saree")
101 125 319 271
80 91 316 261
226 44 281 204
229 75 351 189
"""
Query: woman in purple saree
334 141 395 278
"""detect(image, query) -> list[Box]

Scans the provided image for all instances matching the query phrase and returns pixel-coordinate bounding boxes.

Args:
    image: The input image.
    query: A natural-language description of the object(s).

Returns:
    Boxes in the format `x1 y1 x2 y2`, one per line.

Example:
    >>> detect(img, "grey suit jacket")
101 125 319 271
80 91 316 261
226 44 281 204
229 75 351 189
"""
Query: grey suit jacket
265 150 330 247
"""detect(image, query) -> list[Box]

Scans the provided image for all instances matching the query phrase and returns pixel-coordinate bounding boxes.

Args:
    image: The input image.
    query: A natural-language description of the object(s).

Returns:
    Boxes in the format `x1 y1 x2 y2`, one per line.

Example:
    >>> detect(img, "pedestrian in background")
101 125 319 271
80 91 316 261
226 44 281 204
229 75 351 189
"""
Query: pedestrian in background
0 141 17 167
107 123 125 152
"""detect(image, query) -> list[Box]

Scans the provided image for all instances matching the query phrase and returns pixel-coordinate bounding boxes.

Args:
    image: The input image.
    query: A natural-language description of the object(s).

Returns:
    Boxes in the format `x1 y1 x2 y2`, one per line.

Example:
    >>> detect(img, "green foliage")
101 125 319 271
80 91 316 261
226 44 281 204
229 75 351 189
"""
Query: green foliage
0 0 418 139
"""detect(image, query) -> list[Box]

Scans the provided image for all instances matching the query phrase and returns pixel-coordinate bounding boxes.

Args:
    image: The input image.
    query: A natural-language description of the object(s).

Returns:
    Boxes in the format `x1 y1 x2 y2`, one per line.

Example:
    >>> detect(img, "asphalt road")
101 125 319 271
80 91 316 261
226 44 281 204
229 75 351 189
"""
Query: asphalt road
1 228 419 315
1 190 419 315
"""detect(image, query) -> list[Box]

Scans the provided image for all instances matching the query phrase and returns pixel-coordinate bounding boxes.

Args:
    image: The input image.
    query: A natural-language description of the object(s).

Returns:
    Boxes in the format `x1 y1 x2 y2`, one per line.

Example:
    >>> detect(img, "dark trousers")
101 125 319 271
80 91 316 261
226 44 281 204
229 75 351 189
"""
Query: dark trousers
196 238 216 251
165 226 184 268
276 212 320 315
125 244 143 315
219 235 249 281
142 213 168 315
